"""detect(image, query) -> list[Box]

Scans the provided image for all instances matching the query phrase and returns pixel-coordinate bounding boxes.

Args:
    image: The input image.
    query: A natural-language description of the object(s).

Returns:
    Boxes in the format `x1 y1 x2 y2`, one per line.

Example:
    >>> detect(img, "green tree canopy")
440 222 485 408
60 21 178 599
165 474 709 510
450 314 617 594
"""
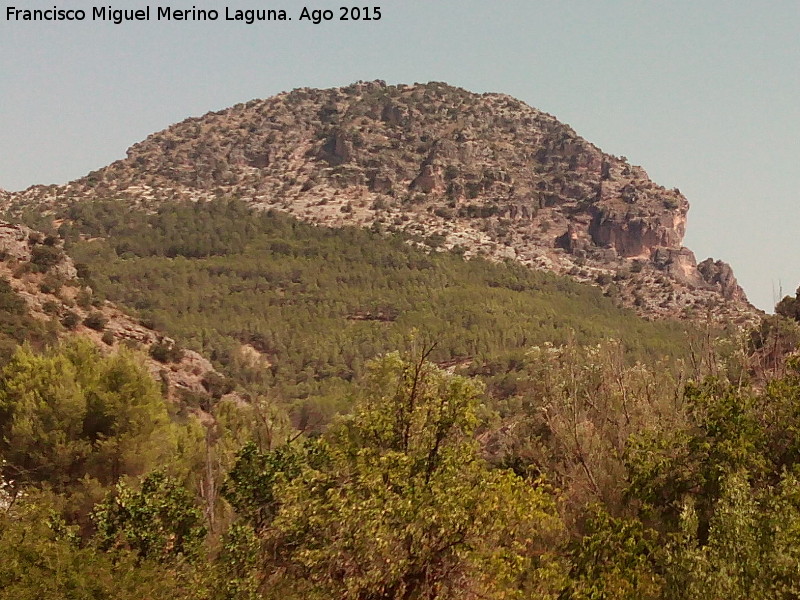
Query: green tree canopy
0 339 182 506
258 350 564 599
93 470 207 562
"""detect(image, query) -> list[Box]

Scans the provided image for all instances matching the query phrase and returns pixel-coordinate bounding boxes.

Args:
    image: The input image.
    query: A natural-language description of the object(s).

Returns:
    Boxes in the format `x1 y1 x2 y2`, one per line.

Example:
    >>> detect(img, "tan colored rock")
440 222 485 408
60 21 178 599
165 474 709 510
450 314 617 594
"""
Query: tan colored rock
0 222 34 261
698 258 748 302
0 81 758 323
411 164 441 194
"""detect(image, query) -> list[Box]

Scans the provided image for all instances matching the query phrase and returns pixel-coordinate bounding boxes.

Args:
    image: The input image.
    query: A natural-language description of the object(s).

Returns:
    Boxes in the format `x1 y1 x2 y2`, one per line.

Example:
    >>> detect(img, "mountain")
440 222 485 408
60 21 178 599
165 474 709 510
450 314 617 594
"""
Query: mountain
1 81 756 323
7 83 800 600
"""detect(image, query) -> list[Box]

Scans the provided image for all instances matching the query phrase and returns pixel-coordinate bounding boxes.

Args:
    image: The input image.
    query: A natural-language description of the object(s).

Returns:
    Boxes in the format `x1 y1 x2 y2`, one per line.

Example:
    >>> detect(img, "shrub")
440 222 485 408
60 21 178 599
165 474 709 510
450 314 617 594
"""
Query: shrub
61 311 81 330
42 300 60 315
149 339 184 364
77 288 92 309
75 262 91 281
83 311 108 331
202 372 236 399
433 206 455 219
30 245 64 272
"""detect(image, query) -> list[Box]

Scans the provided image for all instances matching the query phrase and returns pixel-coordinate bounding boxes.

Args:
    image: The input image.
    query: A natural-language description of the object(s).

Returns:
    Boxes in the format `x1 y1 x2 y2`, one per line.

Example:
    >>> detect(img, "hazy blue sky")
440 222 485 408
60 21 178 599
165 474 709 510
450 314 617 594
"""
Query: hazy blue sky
2 1 798 310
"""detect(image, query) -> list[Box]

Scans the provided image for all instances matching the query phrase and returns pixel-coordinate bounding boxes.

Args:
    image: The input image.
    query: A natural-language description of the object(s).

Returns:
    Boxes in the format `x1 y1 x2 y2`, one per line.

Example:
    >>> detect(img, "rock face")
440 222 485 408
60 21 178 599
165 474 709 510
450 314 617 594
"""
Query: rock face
0 222 77 279
698 258 747 302
588 206 683 258
0 222 37 261
1 81 757 323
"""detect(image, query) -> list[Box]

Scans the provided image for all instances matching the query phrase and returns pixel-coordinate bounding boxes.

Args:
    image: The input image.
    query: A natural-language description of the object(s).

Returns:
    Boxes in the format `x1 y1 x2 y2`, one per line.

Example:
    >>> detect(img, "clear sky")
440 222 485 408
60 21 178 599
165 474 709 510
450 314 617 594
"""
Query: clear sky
2 0 798 310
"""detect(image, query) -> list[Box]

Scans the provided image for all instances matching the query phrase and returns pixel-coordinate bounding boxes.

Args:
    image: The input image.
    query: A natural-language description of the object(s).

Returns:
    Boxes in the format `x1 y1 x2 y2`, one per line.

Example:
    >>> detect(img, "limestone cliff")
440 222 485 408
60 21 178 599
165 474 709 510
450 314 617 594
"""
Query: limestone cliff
1 81 757 323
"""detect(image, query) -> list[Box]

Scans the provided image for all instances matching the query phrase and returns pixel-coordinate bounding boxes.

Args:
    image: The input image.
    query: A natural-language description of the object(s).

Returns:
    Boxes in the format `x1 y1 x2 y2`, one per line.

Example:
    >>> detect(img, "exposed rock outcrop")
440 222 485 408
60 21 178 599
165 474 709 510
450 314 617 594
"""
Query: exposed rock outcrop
0 81 758 323
0 222 36 261
698 258 747 302
588 206 685 258
0 222 77 279
651 247 704 287
318 129 354 166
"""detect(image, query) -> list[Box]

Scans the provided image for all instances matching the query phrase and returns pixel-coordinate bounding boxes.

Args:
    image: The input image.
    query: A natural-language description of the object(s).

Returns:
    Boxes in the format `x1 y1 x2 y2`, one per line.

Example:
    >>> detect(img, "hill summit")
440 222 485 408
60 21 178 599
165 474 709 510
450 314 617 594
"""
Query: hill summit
2 80 756 322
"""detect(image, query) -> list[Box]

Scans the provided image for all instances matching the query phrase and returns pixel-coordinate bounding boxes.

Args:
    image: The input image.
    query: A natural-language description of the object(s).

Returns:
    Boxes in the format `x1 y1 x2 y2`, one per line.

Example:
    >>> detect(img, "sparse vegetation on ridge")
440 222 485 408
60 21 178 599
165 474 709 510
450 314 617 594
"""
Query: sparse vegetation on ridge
0 81 758 323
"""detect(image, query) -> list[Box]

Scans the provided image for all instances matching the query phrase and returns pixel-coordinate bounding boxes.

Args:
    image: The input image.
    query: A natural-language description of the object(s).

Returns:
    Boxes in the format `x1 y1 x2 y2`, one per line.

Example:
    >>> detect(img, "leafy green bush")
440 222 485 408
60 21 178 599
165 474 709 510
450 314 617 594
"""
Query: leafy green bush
61 310 81 330
93 471 206 562
246 352 564 598
149 339 184 363
0 499 203 600
0 340 186 504
0 277 54 361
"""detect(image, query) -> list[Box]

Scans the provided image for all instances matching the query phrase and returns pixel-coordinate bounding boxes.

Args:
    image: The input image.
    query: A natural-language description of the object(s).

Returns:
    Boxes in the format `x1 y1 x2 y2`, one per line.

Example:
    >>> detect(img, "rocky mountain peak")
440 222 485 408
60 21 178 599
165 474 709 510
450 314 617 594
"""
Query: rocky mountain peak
1 81 757 323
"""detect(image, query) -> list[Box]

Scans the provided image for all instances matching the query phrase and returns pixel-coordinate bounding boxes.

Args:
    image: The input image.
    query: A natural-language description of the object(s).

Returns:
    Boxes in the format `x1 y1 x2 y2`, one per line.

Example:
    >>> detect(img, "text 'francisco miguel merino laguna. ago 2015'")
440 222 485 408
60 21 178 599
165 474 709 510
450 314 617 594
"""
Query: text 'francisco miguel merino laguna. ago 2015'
5 5 383 24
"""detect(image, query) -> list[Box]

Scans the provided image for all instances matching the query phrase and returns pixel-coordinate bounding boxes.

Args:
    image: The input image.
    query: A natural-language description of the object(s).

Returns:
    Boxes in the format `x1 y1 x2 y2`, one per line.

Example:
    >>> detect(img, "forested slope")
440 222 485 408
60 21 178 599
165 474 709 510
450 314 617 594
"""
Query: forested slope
60 198 692 427
2 197 799 599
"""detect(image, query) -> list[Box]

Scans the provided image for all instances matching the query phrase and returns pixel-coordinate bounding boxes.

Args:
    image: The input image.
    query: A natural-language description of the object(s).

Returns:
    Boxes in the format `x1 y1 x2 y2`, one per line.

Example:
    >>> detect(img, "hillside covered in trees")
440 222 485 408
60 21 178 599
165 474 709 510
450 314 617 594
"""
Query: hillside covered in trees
57 198 692 430
0 195 799 598
0 81 796 599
